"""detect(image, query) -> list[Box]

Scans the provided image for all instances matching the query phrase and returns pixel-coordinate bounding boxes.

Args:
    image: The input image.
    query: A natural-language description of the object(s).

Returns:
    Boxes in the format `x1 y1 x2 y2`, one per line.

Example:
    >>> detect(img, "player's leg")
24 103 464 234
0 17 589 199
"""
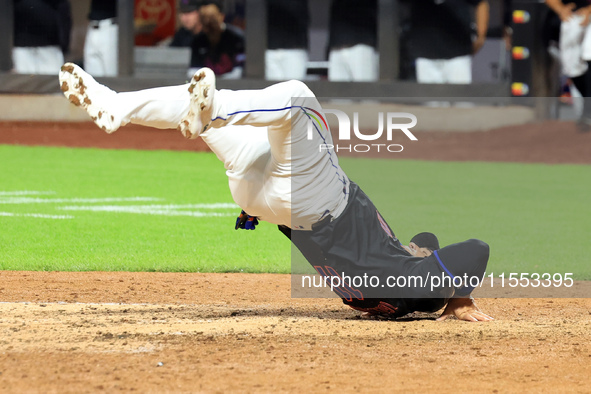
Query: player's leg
181 68 349 228
12 47 36 74
59 62 192 132
84 26 104 76
346 44 379 82
559 15 588 79
59 63 270 174
36 46 64 75
15 46 63 75
265 50 284 80
84 20 118 77
179 67 326 137
266 49 308 81
283 49 309 80
101 22 119 77
184 68 342 180
415 58 445 83
402 238 490 299
328 48 350 81
443 55 472 84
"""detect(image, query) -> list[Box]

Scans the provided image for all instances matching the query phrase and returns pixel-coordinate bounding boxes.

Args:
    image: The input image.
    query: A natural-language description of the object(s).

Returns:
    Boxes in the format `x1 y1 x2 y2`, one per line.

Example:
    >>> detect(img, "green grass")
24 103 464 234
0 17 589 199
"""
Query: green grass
1 145 590 279
341 158 591 279
0 145 289 272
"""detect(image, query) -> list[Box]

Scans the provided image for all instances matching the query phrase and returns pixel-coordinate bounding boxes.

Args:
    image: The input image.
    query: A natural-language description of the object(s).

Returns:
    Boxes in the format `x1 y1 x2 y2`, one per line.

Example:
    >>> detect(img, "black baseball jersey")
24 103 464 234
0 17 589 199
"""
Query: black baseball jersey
89 0 117 21
562 0 591 9
544 0 591 44
13 0 72 53
170 27 195 48
290 181 489 318
267 0 309 50
190 25 245 75
328 0 377 49
403 0 484 60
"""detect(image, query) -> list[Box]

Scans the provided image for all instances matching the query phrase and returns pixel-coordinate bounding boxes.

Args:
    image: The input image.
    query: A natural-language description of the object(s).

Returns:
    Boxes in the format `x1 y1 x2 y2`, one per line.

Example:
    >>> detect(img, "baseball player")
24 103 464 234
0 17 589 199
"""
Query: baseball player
84 0 118 77
12 0 72 75
58 63 493 322
545 0 591 129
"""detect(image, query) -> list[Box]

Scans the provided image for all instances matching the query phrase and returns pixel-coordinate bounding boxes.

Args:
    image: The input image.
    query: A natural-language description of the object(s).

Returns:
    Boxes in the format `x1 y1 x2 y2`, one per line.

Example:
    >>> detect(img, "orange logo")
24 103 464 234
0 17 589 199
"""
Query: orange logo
512 82 529 96
135 0 173 26
513 10 531 24
512 47 530 60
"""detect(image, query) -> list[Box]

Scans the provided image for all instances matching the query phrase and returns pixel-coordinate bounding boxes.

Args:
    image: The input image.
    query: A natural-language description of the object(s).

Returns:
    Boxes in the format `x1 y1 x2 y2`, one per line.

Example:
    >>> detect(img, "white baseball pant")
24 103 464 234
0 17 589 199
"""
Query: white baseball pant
265 49 309 81
328 44 379 82
559 14 591 78
415 55 473 84
110 80 349 229
12 46 64 75
84 18 118 77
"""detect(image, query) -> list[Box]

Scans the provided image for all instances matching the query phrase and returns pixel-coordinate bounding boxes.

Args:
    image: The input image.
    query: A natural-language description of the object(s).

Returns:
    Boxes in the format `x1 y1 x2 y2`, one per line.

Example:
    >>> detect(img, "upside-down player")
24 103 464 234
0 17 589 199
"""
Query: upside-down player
58 63 493 322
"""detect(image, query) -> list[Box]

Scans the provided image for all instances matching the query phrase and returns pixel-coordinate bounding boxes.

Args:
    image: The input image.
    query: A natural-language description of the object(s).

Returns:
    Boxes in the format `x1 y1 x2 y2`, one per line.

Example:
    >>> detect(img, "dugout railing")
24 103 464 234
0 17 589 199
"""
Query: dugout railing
0 0 524 105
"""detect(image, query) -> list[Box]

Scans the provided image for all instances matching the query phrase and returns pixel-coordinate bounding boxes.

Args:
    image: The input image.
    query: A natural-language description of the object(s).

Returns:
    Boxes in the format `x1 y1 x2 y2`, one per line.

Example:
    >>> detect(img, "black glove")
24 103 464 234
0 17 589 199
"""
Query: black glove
235 210 259 230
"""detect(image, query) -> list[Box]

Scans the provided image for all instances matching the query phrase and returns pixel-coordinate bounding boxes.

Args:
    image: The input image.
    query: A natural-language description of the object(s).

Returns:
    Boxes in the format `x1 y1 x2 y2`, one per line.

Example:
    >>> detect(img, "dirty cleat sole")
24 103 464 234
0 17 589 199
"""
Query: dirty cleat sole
59 63 120 133
178 68 216 139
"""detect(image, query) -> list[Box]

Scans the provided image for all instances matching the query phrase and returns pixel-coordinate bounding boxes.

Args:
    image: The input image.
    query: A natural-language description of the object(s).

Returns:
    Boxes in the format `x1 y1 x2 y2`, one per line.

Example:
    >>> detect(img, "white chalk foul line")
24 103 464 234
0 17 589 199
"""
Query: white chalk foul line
0 212 73 219
0 197 163 205
59 203 239 217
0 191 56 196
0 192 238 219
60 203 239 210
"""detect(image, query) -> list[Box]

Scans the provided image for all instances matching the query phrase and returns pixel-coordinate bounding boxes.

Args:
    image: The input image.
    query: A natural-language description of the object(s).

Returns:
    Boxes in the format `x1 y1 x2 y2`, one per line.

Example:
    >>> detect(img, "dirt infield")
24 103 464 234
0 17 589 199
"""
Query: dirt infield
1 120 590 392
1 272 590 393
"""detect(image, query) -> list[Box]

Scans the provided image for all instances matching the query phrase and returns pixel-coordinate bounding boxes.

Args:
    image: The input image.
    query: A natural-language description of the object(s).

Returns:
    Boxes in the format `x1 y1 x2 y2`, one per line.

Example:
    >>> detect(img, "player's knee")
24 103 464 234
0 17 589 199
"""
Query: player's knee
437 238 490 277
284 80 313 98
463 239 490 273
467 238 489 261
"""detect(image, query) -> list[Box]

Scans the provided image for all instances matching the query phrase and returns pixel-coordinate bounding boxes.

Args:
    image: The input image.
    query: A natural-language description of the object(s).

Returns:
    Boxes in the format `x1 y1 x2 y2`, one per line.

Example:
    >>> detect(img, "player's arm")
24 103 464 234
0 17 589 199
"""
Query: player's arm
575 4 591 25
473 0 490 54
546 0 576 21
436 297 494 322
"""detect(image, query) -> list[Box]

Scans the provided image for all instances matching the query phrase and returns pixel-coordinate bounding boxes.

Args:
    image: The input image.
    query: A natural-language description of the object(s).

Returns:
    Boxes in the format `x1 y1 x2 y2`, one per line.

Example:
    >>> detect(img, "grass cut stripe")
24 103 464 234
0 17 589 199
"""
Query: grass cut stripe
1 145 590 279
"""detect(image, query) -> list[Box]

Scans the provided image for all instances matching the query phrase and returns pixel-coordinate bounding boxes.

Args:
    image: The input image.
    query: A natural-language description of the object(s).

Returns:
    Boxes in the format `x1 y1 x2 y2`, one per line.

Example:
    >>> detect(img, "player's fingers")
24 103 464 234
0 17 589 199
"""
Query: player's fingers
436 313 450 322
459 313 479 322
465 312 491 322
473 311 494 321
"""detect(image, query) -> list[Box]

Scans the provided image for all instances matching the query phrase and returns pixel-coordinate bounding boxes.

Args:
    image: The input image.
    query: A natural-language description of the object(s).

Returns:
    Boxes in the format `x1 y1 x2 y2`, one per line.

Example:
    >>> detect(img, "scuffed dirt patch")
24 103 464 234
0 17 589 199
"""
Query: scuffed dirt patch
0 272 590 393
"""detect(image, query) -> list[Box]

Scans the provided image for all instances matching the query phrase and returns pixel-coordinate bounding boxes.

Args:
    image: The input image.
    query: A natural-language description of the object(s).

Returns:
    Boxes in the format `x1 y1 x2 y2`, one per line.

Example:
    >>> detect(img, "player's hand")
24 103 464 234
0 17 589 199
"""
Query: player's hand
402 243 432 258
235 210 259 230
472 35 486 54
575 6 591 25
436 297 494 322
558 3 576 22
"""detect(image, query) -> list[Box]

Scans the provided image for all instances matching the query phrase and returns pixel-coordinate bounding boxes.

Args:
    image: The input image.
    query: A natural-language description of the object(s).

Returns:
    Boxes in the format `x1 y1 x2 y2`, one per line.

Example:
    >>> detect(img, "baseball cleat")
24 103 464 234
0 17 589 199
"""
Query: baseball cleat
59 63 121 133
178 67 216 139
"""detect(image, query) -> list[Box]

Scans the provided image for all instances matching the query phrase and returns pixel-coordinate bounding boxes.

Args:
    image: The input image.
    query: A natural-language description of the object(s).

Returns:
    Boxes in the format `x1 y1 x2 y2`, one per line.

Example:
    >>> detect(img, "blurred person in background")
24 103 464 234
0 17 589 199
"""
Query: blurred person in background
503 0 513 51
189 0 245 78
266 0 309 80
85 0 118 76
404 0 489 84
12 0 72 75
546 0 591 131
327 0 378 82
170 0 203 48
